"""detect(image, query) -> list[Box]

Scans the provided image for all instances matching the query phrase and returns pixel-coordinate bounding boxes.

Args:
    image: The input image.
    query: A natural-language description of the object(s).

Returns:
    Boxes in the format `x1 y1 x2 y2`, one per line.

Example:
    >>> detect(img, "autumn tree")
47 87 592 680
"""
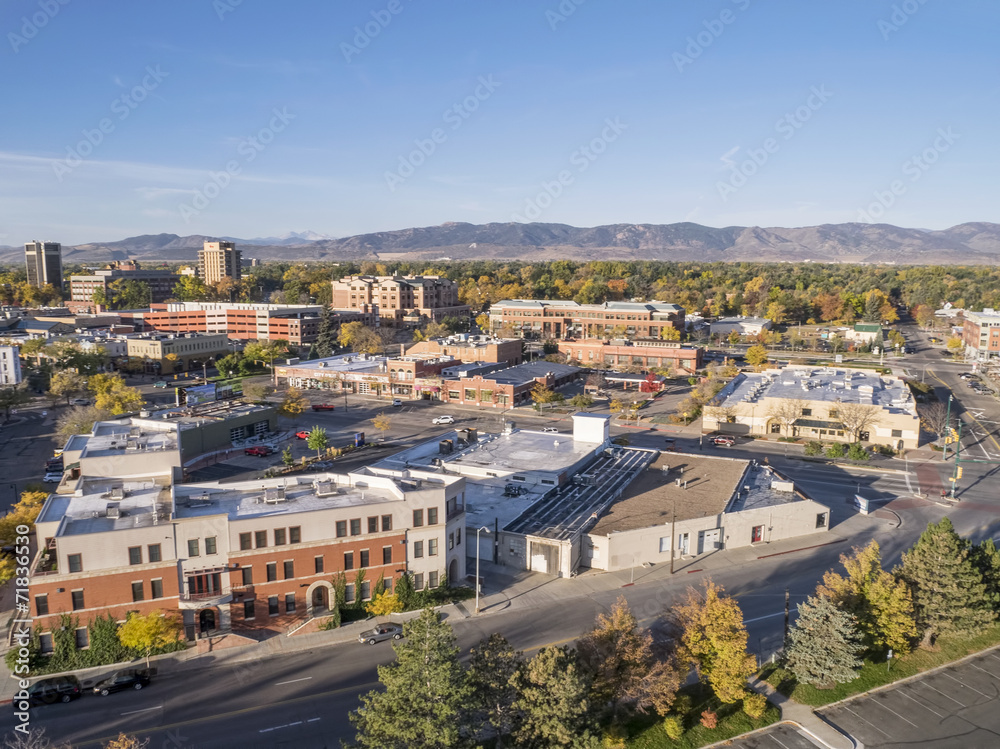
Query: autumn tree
816 540 917 656
339 322 381 354
918 401 950 443
116 611 183 668
1 728 70 749
241 381 272 403
745 344 769 368
836 401 879 442
279 386 309 420
88 373 144 415
56 405 112 440
660 326 682 341
672 580 755 704
371 412 392 441
785 596 863 688
466 634 524 748
475 313 491 332
766 398 805 438
365 591 403 620
0 490 49 584
102 735 149 749
306 425 328 460
0 386 32 421
512 646 600 749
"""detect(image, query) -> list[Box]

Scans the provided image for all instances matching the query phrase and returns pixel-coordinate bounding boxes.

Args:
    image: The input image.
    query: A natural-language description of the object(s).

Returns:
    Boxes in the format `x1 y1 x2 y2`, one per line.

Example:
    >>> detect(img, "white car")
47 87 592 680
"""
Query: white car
432 415 455 425
42 472 62 484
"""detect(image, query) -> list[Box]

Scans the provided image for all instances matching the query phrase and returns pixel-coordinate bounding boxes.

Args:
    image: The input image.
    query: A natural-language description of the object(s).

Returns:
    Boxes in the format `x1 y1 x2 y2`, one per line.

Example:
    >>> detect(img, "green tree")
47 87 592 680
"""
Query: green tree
279 386 309 421
56 405 111 440
350 608 470 749
785 595 863 688
898 518 995 644
395 572 415 610
466 634 523 748
116 611 183 668
172 275 207 302
513 646 600 749
673 580 755 704
745 344 769 368
970 538 1000 610
313 304 338 358
88 373 144 415
306 425 328 459
338 321 381 354
106 278 152 310
281 445 294 467
0 385 32 421
48 369 87 404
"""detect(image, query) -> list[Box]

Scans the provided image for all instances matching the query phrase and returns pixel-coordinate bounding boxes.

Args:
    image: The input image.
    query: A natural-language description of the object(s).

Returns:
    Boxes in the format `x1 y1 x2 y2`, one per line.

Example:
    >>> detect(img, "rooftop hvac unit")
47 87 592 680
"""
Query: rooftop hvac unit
263 487 287 503
467 427 478 443
109 487 126 501
439 439 454 455
314 480 336 497
106 502 121 519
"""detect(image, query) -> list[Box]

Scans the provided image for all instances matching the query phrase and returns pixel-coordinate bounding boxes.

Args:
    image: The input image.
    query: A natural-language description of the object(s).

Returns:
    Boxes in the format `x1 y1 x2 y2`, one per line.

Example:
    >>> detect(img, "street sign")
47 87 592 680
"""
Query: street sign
853 494 870 515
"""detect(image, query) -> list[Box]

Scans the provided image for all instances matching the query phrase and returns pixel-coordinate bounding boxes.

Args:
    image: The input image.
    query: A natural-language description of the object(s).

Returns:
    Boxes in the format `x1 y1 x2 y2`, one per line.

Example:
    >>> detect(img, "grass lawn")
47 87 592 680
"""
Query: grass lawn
760 623 1000 707
627 684 780 748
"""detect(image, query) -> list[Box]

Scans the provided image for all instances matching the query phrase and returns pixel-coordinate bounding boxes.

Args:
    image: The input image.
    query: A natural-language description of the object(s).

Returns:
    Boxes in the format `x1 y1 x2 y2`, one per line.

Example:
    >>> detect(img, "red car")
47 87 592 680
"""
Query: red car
711 436 736 447
244 446 272 456
295 430 310 440
311 404 336 411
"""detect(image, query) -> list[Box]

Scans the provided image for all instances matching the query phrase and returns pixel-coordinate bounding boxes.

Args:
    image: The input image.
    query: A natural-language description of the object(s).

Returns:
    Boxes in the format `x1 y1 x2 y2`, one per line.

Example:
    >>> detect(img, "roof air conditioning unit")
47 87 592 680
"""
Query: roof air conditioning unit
106 502 121 519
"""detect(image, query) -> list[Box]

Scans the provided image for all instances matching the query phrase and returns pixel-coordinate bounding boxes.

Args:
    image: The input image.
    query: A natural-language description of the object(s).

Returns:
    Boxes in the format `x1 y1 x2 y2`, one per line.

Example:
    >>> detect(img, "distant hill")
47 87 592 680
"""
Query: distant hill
2 221 998 266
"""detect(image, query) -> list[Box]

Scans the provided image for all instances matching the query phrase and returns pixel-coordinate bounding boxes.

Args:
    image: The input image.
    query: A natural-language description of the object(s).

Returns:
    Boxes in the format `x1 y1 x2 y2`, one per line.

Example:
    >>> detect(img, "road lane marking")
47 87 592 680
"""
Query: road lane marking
743 611 788 624
275 677 313 686
121 706 163 716
307 717 321 723
930 370 1000 452
260 721 303 733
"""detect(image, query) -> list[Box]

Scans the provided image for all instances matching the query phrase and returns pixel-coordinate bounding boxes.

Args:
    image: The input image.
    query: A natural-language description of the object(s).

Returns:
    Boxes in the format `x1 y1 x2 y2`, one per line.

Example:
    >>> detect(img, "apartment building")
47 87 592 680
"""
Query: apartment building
331 275 469 327
962 309 1000 361
125 332 231 374
557 339 703 373
24 241 63 288
488 299 685 340
0 345 22 386
703 365 920 450
198 241 241 285
69 261 179 310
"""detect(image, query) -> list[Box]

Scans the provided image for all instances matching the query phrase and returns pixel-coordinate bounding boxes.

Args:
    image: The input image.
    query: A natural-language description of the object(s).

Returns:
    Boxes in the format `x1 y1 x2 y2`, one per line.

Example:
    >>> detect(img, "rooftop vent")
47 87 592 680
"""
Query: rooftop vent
106 502 121 519
263 487 287 504
314 480 337 497
109 487 125 501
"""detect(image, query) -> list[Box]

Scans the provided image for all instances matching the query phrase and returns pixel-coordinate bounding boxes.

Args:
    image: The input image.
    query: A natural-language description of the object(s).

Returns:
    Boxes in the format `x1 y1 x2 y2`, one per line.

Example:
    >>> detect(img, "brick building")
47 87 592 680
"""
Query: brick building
68 261 180 311
331 275 469 328
488 299 685 340
407 334 523 366
556 339 703 373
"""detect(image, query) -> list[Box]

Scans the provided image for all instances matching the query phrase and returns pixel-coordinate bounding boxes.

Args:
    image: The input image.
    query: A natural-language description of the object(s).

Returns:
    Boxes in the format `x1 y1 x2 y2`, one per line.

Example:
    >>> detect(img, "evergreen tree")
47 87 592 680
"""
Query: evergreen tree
314 304 337 358
349 608 469 749
394 571 414 610
512 646 600 749
466 634 523 748
785 596 863 688
898 518 995 643
970 538 1000 610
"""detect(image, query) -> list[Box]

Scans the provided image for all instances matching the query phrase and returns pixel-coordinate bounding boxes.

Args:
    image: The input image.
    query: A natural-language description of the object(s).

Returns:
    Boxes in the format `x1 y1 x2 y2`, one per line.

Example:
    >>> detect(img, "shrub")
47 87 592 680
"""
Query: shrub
805 440 824 456
847 442 870 461
663 714 684 740
601 725 628 748
825 442 846 459
318 612 340 631
700 710 718 729
874 444 896 457
743 692 768 720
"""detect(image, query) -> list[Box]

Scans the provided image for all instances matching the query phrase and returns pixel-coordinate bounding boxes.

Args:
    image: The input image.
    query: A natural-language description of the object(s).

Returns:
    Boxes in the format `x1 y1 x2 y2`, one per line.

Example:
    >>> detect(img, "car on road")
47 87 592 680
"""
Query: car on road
70 398 90 406
295 430 311 439
19 675 82 706
308 460 334 472
358 623 404 645
711 436 736 446
311 403 336 411
93 670 151 696
432 415 455 425
391 398 403 407
541 427 559 433
662 438 678 452
42 472 62 483
153 381 168 388
244 446 273 457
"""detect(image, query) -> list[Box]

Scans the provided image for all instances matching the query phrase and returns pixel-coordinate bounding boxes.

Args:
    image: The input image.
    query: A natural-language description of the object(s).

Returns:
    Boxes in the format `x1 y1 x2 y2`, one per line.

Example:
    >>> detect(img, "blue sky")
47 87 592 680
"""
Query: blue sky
1 0 997 245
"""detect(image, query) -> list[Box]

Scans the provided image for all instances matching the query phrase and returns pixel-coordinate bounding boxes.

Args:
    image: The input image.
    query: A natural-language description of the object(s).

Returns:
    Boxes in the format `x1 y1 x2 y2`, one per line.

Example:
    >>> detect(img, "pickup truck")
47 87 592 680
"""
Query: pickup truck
311 404 336 411
244 446 273 457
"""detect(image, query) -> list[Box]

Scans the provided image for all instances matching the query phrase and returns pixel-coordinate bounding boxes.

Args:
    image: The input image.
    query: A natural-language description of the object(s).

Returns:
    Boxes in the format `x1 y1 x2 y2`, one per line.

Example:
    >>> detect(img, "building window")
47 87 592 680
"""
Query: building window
274 528 286 546
449 533 454 550
75 628 89 649
659 536 671 553
360 550 370 568
801 408 812 416
289 527 301 544
891 429 902 438
187 539 200 557
285 593 296 613
266 562 277 582
71 590 84 611
413 541 423 558
428 508 438 525
241 567 253 586
128 546 142 565
255 531 267 548
345 584 355 604
350 519 362 536
68 554 82 573
381 515 392 532
360 581 371 600
239 533 252 550
148 544 162 563
283 560 294 580
816 513 828 528
344 552 354 570
368 517 378 534
39 634 53 655
314 556 324 574
132 582 144 602
428 571 439 589
242 599 255 620
456 528 461 545
336 521 347 538
268 596 279 616
428 539 438 557
383 546 392 565
35 594 48 616
151 579 163 599
414 573 424 590
414 509 427 528
205 537 217 555
770 423 781 434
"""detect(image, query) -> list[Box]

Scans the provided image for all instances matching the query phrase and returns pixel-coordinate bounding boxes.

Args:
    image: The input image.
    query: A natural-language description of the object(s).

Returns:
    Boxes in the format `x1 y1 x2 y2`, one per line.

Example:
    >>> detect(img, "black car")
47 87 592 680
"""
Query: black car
93 670 151 696
18 675 82 706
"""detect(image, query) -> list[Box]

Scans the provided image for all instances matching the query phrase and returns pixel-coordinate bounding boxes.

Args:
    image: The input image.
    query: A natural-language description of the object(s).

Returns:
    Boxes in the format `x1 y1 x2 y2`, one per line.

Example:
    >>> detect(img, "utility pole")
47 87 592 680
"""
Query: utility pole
783 588 790 641
942 393 953 461
669 499 676 574
951 419 963 500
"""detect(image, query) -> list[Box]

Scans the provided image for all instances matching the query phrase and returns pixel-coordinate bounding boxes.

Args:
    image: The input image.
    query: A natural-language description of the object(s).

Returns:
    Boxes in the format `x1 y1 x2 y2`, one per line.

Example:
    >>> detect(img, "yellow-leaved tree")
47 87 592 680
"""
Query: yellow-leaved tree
117 611 184 668
366 592 403 621
0 490 49 584
88 373 144 415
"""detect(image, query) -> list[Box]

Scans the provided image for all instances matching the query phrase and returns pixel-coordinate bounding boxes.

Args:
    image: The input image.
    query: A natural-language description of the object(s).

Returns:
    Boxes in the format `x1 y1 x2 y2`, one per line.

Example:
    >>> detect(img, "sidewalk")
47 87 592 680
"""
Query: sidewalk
746 676 856 749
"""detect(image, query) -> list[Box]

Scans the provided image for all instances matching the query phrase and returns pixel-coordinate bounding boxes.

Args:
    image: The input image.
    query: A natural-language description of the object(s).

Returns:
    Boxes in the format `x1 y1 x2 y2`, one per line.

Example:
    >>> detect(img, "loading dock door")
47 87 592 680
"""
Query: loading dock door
529 541 558 574
698 529 721 555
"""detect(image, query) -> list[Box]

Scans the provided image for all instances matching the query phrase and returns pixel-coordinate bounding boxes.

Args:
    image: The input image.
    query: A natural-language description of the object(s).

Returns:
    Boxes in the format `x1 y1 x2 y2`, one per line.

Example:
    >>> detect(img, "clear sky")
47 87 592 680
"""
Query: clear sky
1 0 997 245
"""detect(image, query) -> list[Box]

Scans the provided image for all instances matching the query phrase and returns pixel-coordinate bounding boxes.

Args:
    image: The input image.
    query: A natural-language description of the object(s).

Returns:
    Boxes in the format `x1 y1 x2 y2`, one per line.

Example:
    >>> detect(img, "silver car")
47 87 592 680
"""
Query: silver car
358 623 404 645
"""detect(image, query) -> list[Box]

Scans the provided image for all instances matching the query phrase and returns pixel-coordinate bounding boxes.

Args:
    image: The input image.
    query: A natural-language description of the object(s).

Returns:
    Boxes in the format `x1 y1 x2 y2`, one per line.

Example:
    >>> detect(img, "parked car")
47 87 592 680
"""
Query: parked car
93 670 151 696
153 381 168 388
391 398 403 407
358 623 404 645
69 399 89 406
541 427 559 433
244 446 272 457
42 472 62 483
432 415 455 425
308 460 334 472
19 675 82 706
311 403 336 411
295 430 311 439
711 436 736 447
45 458 63 471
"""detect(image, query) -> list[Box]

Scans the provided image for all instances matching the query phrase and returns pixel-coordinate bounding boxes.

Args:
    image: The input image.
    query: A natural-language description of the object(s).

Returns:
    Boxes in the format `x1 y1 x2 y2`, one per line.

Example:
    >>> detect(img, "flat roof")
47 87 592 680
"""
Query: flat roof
486 361 580 385
38 477 172 535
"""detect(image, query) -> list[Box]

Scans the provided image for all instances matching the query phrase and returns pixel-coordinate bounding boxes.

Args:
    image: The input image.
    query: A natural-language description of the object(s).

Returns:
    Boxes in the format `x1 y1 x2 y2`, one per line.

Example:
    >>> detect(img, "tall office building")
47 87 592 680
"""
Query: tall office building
24 241 63 288
198 241 242 285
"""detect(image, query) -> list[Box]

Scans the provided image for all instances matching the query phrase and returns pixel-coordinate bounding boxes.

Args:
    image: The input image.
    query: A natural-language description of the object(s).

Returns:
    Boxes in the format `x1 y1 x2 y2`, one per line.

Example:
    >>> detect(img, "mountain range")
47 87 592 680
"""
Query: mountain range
2 221 999 266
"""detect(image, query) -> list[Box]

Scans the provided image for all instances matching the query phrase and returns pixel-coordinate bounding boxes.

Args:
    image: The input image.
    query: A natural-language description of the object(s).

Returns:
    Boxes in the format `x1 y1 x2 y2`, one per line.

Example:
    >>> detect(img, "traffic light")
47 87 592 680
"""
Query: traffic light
956 467 963 479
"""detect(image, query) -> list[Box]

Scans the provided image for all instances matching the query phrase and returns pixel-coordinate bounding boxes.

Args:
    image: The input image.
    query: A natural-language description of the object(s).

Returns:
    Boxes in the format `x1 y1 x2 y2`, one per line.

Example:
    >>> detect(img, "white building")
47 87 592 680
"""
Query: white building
0 345 22 386
710 316 773 337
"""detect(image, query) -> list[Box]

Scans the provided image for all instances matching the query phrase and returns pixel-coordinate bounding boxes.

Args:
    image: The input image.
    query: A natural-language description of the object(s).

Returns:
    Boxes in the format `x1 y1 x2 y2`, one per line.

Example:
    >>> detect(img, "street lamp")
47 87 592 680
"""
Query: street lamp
474 526 491 614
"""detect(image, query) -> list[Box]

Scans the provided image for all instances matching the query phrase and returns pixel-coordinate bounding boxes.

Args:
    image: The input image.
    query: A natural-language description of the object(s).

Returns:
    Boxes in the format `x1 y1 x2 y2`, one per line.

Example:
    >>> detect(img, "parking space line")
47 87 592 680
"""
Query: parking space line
896 688 945 718
275 677 312 686
872 696 920 728
768 735 793 749
941 671 989 699
970 663 1000 685
916 680 966 707
842 705 893 738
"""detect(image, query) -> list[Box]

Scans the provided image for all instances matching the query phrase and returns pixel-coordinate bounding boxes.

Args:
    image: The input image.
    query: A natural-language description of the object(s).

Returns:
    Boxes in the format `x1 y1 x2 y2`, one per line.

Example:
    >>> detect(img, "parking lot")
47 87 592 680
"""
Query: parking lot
820 649 1000 747
724 722 822 749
